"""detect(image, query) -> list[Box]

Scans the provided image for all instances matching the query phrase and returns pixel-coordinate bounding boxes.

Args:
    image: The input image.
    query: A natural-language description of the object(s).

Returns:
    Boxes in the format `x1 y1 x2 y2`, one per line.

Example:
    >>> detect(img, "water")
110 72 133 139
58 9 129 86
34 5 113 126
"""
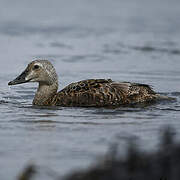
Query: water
0 0 180 179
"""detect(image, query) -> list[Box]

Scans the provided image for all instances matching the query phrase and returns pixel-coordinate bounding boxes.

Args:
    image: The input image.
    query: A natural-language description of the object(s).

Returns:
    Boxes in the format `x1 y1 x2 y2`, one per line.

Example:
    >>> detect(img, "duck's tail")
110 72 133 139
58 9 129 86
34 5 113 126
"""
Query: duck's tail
155 94 176 101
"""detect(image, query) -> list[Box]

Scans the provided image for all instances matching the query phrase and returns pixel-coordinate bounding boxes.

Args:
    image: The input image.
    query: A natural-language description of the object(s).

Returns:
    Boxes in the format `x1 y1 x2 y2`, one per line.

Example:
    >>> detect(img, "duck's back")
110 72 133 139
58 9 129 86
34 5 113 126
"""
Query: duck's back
49 79 158 107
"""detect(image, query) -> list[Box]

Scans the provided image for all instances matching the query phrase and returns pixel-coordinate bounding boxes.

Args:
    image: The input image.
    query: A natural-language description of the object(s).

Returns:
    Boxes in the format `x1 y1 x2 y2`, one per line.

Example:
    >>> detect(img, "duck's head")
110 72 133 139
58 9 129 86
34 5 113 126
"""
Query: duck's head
8 60 58 86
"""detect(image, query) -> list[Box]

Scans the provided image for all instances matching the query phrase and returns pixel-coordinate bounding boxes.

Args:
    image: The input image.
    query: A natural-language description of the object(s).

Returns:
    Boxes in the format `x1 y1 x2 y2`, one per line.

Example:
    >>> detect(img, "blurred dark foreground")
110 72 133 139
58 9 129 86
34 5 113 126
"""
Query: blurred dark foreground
18 128 180 180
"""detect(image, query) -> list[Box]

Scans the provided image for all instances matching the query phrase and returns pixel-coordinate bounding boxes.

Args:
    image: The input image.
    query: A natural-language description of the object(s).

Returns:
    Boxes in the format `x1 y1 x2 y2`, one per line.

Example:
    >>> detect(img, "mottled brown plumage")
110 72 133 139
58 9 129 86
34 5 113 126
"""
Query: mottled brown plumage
48 79 159 107
8 60 165 107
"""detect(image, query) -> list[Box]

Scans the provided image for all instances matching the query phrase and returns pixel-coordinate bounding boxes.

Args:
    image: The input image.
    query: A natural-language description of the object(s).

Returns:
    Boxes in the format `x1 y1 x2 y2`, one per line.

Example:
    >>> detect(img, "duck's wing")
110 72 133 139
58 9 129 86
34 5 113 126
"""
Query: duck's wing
111 82 157 103
53 79 157 107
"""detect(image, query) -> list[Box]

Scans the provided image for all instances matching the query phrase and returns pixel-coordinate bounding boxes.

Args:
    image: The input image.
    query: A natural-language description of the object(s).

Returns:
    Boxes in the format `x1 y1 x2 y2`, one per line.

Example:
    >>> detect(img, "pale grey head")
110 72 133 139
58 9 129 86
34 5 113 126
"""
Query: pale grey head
8 60 59 105
8 60 58 86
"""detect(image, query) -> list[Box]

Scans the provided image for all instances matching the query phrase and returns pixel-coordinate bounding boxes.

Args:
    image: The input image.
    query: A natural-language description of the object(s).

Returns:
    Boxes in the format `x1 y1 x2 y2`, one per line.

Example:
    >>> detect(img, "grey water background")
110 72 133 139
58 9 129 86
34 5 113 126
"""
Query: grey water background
0 0 180 179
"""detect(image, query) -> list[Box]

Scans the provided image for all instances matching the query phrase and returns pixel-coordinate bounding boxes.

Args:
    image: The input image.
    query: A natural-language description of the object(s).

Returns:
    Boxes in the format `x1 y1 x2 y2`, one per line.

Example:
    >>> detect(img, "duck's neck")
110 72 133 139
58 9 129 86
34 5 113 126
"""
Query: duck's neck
33 82 58 106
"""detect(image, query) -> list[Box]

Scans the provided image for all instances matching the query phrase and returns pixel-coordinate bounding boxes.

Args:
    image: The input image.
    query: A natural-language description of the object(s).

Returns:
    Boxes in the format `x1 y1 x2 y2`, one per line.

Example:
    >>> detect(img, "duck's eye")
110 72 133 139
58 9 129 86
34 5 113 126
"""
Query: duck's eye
34 65 39 70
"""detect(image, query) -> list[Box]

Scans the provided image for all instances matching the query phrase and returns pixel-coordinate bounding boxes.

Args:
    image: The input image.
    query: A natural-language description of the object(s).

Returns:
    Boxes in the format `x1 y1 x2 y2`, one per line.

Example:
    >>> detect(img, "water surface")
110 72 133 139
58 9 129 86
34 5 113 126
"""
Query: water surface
0 0 180 179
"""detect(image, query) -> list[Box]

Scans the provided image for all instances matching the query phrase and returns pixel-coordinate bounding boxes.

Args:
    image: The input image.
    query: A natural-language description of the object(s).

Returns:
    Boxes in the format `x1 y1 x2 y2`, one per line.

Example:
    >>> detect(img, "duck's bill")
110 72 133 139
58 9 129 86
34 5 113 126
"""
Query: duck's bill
8 70 30 85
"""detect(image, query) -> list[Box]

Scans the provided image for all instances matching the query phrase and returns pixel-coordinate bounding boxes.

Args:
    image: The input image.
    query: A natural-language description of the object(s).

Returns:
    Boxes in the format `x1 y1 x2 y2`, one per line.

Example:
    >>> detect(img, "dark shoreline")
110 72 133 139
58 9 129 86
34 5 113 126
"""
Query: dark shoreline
18 127 180 180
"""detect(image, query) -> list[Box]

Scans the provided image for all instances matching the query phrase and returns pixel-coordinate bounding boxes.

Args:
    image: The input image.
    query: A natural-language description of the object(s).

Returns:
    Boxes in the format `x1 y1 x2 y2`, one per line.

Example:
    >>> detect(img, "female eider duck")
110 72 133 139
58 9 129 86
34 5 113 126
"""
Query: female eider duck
8 60 166 107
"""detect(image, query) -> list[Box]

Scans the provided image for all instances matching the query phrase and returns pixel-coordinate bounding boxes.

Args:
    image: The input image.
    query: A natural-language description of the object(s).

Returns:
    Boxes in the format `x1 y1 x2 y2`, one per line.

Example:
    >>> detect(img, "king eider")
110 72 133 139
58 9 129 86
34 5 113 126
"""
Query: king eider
8 60 170 107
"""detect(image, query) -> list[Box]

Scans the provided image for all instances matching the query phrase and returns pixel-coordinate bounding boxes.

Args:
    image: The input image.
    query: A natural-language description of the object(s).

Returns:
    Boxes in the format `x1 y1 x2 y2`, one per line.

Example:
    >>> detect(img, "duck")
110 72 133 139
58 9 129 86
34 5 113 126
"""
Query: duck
8 59 167 107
